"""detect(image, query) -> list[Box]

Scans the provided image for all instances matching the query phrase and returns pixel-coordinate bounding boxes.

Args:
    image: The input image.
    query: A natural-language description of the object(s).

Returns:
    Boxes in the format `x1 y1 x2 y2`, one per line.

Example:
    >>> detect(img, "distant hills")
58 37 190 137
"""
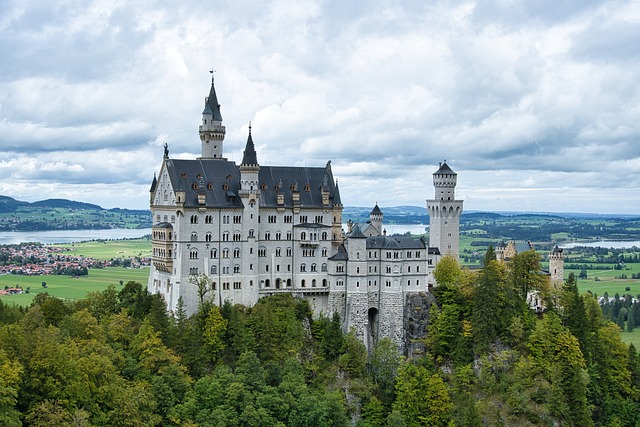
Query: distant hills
1 195 638 235
0 196 151 231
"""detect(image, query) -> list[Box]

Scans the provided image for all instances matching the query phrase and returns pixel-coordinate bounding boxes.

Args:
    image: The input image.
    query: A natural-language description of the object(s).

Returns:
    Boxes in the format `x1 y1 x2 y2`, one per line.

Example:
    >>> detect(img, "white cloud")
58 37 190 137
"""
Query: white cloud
0 0 638 214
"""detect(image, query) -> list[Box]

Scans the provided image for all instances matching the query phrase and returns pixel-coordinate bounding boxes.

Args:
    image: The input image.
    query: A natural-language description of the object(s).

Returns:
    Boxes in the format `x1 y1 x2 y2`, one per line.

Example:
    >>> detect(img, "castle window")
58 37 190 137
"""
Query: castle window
322 231 328 240
234 281 241 289
189 267 198 275
233 232 241 241
191 232 197 241
223 183 229 190
323 279 327 287
222 248 229 258
311 263 317 272
189 249 198 259
223 232 229 242
276 232 281 240
211 249 217 258
321 263 327 272
300 263 306 272
287 231 292 240
265 232 271 240
234 215 242 224
322 248 327 257
234 265 240 273
190 215 198 224
205 232 212 242
261 183 267 190
336 264 344 273
211 265 217 274
192 183 198 190
301 232 307 240
233 248 240 258
301 280 306 287
305 184 310 192
312 279 317 287
258 247 266 257
249 229 255 238
276 248 282 257
208 182 213 190
287 247 292 257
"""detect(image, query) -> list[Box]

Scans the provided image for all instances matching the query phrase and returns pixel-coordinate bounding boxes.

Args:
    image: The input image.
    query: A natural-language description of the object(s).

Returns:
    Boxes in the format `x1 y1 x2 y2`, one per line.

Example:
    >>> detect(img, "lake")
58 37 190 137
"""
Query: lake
0 224 427 246
561 241 640 249
0 229 152 245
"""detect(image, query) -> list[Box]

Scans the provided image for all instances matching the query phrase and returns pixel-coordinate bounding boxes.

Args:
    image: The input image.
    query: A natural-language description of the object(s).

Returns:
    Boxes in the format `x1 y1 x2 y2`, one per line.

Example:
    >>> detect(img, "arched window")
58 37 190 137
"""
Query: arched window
205 232 212 242
211 265 217 274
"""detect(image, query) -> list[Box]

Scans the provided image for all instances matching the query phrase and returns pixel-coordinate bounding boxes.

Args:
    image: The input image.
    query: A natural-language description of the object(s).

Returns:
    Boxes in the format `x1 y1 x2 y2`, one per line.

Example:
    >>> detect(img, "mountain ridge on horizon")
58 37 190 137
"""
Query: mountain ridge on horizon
1 195 637 220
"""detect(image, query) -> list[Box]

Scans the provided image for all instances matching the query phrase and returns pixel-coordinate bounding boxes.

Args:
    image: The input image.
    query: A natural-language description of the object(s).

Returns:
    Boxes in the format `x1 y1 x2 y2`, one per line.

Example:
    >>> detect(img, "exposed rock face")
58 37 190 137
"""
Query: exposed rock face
404 291 438 358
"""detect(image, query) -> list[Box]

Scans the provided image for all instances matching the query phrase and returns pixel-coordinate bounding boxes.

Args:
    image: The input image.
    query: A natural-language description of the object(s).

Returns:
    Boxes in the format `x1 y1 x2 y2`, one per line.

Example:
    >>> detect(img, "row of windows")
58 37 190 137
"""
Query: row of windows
184 213 340 226
156 214 176 223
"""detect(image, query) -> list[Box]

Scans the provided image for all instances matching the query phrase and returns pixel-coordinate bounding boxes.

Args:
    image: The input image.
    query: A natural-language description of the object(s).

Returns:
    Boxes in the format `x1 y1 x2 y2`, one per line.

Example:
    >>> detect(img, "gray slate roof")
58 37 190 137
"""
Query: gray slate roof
164 158 340 209
202 78 223 122
434 162 456 175
366 235 427 250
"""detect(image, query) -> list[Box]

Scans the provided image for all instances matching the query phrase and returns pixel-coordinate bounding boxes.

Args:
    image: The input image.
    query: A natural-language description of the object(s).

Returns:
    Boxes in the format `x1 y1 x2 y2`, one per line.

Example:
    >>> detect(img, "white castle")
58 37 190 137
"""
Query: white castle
148 76 463 351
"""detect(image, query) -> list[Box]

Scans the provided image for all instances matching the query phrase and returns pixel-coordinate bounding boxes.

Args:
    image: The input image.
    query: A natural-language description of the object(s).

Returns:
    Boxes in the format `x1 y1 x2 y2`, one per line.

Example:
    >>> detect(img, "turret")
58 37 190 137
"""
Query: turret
369 204 383 236
198 73 226 159
427 161 463 260
549 246 565 288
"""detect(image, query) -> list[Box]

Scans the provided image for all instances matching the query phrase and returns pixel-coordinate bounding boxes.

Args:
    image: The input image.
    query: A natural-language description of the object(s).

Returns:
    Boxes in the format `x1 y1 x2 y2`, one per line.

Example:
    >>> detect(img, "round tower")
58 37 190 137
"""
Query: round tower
369 204 383 236
198 73 226 159
427 161 463 259
549 246 565 288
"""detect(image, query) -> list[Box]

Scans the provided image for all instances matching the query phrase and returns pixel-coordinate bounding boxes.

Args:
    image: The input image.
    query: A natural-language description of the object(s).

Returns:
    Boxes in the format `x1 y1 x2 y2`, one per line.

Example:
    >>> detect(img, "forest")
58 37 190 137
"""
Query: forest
1 249 640 426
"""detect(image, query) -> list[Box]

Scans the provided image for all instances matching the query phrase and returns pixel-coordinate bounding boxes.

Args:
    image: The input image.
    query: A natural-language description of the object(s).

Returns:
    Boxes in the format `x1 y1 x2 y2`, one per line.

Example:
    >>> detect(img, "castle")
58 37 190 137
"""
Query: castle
147 76 463 351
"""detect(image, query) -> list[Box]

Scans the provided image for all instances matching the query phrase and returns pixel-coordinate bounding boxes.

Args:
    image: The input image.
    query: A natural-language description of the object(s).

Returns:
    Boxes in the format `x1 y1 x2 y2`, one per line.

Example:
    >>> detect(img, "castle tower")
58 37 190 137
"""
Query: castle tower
549 246 565 288
369 204 383 236
427 161 463 259
344 225 369 346
239 125 261 303
198 73 226 159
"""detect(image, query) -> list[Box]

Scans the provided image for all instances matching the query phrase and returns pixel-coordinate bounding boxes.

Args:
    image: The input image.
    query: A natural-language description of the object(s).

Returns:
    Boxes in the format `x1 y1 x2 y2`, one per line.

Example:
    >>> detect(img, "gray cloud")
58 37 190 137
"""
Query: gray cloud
0 0 638 213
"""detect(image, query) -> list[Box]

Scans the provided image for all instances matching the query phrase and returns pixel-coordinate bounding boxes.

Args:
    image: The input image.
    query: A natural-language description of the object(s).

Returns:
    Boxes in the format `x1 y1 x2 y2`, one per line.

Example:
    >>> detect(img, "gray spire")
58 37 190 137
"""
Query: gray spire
202 75 223 122
241 124 258 165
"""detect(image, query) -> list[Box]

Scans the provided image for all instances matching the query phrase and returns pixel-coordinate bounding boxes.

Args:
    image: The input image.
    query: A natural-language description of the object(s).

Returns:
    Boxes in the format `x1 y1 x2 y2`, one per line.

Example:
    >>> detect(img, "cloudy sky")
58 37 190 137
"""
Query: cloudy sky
1 0 639 215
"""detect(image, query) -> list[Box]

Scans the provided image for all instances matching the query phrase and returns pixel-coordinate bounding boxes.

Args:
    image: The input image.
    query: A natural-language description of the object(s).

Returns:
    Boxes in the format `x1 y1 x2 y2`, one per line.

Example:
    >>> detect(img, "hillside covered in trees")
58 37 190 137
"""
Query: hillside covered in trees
1 249 640 426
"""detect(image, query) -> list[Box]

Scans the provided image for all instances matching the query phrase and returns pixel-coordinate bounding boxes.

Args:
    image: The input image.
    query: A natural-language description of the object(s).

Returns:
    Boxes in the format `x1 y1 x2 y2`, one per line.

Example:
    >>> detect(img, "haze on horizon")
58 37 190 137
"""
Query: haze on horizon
1 1 638 215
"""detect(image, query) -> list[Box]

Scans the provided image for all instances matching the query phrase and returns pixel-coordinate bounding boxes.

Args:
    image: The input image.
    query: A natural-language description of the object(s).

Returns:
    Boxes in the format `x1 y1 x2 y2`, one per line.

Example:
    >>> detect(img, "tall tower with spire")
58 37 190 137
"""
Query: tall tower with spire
198 73 226 159
427 161 463 259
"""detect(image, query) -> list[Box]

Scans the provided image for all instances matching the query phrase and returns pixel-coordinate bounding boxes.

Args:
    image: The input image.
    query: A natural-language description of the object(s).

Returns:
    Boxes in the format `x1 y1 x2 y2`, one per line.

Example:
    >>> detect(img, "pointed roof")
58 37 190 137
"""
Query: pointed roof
202 76 223 122
149 173 157 193
241 126 258 166
349 224 367 239
329 244 349 261
370 204 383 215
434 161 456 175
333 181 342 205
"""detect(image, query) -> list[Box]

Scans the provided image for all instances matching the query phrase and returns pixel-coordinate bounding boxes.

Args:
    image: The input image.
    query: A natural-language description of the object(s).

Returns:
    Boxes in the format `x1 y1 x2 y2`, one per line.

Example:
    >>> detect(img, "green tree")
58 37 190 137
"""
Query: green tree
203 304 228 362
370 337 401 408
393 362 453 427
0 349 22 427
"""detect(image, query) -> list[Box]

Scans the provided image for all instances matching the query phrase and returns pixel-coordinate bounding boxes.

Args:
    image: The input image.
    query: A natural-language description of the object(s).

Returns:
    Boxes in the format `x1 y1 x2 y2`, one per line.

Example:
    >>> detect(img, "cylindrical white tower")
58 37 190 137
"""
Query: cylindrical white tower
426 161 463 259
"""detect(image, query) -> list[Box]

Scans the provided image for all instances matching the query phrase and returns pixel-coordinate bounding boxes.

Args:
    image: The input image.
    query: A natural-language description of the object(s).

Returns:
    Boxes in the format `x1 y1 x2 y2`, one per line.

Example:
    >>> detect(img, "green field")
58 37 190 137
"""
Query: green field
0 267 149 306
55 237 152 260
621 328 640 349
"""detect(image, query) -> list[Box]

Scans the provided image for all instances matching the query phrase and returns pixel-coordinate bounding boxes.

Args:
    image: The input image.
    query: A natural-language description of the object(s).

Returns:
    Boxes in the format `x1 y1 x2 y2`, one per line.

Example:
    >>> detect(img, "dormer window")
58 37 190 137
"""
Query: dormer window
260 183 267 190
223 183 229 190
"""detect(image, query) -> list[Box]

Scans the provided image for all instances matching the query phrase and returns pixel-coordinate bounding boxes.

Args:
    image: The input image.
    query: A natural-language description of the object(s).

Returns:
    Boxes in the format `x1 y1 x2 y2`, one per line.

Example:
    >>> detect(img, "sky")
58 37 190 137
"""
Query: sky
1 0 639 215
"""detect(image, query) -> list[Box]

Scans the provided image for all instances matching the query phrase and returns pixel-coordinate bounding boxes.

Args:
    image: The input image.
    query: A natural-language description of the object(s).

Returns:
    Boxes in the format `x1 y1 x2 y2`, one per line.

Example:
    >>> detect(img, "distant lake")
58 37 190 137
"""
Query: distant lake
0 229 152 245
561 241 640 249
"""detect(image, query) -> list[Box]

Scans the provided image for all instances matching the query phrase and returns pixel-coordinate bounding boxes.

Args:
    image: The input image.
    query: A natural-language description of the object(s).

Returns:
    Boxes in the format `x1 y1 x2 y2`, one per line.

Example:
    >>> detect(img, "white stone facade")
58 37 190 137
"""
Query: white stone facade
147 77 463 352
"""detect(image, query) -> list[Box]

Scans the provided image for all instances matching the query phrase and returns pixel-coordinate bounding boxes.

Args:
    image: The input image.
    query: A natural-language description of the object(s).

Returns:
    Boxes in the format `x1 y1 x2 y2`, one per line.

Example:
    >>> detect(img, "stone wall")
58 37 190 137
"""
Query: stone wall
404 291 438 359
